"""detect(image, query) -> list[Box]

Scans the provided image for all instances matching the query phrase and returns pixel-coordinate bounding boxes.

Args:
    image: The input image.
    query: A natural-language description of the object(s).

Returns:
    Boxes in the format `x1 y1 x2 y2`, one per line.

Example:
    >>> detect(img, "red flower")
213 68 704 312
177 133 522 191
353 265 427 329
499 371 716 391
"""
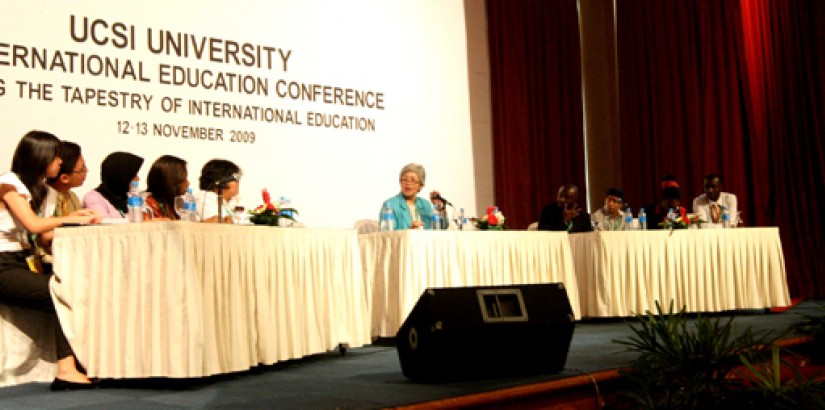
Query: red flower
488 214 499 225
679 207 687 222
262 189 272 206
486 206 496 215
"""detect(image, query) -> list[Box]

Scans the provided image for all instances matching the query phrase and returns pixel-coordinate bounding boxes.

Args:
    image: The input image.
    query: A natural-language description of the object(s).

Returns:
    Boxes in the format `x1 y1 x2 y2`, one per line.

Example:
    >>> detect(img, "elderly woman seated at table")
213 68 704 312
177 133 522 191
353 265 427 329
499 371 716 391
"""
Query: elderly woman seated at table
379 163 436 230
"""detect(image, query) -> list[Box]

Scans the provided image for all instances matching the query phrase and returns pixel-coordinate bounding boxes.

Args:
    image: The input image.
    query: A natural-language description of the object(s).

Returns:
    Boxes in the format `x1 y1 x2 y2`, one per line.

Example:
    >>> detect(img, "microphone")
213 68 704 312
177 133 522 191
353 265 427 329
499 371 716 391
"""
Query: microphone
431 194 453 207
214 175 237 189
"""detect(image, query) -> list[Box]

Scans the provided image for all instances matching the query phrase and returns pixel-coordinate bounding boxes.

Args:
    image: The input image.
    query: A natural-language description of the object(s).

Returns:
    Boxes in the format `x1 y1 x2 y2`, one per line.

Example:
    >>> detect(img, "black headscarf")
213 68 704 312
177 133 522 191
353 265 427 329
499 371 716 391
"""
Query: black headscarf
95 152 144 214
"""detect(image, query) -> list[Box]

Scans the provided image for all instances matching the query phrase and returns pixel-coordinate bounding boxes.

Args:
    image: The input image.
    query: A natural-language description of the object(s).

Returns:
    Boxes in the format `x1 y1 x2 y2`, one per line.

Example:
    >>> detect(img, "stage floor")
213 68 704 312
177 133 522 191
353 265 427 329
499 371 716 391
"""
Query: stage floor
0 300 816 409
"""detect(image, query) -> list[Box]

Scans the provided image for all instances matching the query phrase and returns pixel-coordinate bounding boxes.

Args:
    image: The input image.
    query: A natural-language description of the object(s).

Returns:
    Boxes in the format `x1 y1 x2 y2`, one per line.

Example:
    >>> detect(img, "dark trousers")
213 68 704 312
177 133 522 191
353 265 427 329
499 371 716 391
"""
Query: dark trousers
0 250 73 359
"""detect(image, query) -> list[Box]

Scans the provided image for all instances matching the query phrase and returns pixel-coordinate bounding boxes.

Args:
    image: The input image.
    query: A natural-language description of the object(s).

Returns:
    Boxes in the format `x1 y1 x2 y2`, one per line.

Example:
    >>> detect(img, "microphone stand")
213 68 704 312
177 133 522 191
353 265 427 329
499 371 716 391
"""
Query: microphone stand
445 202 455 229
431 195 453 229
215 181 227 224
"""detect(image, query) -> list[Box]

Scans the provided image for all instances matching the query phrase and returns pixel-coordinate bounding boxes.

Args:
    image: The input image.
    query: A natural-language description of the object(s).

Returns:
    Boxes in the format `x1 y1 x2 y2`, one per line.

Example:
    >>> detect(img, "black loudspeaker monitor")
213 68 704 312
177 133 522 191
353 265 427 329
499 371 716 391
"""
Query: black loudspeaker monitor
396 283 576 382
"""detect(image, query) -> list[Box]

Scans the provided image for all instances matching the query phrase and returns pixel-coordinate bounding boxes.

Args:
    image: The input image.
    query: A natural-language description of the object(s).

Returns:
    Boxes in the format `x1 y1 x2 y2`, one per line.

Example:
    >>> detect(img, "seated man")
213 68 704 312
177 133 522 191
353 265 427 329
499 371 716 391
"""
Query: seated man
538 184 592 233
692 173 738 228
644 186 684 230
591 188 626 231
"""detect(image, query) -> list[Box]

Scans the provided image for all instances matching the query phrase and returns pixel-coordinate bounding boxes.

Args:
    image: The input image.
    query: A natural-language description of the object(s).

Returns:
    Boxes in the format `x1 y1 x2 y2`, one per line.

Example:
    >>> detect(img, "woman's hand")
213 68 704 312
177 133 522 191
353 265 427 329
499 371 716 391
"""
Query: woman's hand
429 190 445 210
410 220 425 229
39 230 55 246
69 209 98 217
68 214 102 225
562 203 582 224
69 209 102 224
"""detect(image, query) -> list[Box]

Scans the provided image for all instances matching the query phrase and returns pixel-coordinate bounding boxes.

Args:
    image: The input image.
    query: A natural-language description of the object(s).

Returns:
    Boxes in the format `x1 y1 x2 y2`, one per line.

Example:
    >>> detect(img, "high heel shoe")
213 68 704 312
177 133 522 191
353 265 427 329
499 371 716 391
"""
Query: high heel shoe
50 378 98 391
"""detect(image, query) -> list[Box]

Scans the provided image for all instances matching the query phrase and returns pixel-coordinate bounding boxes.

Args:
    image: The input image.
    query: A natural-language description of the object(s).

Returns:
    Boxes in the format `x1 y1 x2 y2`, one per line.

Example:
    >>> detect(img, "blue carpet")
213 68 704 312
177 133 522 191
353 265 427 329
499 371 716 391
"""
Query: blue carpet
0 300 818 409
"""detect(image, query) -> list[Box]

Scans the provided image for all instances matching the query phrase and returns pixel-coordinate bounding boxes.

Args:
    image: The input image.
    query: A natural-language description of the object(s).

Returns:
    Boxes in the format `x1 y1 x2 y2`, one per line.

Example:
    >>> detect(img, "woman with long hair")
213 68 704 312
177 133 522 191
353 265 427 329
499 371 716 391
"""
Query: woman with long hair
144 155 189 220
0 130 100 390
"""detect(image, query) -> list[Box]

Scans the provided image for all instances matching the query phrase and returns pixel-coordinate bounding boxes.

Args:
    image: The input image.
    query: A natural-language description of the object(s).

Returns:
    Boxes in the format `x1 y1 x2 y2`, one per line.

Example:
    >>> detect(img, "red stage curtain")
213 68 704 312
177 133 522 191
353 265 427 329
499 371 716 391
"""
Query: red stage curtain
617 0 825 297
486 0 824 297
616 0 752 218
739 0 825 298
486 0 584 229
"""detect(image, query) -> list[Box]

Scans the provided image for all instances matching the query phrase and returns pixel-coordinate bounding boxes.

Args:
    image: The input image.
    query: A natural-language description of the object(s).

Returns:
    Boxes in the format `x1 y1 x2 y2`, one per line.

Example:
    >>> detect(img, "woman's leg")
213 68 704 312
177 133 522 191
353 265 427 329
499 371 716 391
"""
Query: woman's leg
0 257 91 384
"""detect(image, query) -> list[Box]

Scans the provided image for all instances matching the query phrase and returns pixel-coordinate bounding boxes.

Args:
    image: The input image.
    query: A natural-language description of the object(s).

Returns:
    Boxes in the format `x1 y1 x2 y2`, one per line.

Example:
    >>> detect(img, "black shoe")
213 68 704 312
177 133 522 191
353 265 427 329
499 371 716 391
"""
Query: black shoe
50 378 98 391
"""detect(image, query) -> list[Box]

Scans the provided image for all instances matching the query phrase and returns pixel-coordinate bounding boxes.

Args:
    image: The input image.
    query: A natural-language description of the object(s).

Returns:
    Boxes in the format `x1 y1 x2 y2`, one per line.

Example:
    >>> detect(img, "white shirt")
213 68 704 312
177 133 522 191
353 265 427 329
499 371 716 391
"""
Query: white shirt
0 172 32 251
197 191 236 222
591 208 626 231
692 192 738 228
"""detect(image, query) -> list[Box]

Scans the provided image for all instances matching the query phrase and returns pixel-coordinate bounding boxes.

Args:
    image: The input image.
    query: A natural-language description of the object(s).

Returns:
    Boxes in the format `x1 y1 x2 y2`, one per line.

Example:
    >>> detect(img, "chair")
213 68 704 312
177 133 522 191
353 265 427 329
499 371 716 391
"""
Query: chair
354 219 380 234
527 221 539 231
0 305 57 386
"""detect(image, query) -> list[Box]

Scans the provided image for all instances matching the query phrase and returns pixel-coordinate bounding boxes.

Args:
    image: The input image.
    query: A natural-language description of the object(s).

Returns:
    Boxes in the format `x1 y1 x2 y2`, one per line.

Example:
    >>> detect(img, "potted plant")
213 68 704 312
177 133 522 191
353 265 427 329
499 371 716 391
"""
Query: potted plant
610 301 824 409
248 189 298 226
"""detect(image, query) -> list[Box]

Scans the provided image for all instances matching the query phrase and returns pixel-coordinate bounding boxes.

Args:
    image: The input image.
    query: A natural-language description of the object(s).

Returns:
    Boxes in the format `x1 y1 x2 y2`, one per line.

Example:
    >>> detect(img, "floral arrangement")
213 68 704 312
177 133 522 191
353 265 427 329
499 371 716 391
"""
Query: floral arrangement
659 207 703 230
473 206 507 230
248 189 298 226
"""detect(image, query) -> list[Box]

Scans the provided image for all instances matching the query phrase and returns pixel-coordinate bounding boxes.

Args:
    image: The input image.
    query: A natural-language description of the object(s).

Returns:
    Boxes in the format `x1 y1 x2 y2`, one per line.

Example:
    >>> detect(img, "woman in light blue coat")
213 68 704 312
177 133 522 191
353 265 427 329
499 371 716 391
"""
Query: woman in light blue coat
379 163 434 230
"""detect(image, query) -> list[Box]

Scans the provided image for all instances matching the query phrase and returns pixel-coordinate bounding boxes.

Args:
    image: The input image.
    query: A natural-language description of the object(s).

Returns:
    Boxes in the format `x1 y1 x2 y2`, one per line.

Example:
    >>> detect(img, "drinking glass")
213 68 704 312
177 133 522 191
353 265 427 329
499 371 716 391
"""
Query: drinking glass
174 195 186 218
140 191 154 220
233 205 246 224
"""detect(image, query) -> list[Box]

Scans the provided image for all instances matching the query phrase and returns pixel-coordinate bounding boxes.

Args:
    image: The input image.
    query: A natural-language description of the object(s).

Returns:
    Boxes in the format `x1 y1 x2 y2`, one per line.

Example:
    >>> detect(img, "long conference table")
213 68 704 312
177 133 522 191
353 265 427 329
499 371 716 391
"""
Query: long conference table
358 230 581 338
50 222 371 379
568 227 791 317
2 223 785 382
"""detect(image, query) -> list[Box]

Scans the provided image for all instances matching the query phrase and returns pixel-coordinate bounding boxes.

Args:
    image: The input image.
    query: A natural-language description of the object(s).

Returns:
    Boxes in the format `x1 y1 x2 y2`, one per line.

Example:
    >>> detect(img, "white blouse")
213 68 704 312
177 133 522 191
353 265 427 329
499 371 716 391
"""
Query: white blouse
0 172 32 251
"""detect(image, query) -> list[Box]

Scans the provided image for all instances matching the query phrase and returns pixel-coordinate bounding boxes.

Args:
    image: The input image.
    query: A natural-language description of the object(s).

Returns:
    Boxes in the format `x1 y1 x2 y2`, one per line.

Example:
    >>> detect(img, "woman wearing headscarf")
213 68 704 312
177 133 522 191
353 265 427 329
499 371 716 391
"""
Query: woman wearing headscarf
82 151 144 218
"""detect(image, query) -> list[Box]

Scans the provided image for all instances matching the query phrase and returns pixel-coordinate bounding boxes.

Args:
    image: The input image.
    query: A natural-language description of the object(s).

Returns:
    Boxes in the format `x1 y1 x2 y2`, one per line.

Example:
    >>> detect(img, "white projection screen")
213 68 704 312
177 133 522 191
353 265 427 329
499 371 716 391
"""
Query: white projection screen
0 0 478 228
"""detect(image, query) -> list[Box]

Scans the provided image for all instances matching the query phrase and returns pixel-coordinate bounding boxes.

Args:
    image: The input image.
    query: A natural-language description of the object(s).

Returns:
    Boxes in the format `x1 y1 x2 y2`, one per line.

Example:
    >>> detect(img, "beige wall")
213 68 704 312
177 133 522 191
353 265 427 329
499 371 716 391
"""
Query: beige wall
579 0 621 212
0 1 479 228
462 0 622 213
464 0 496 213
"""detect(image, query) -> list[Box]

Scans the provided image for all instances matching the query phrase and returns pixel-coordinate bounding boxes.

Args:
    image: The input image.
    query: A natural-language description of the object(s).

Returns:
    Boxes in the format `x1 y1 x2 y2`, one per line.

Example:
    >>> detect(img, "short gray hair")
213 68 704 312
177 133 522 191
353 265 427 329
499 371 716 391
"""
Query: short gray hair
399 163 426 185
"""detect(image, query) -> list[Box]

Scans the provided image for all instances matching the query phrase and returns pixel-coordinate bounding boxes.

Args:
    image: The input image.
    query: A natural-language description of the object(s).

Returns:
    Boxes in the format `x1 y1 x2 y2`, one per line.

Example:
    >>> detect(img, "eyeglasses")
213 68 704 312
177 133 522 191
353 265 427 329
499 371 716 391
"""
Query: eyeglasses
70 166 88 175
400 178 421 186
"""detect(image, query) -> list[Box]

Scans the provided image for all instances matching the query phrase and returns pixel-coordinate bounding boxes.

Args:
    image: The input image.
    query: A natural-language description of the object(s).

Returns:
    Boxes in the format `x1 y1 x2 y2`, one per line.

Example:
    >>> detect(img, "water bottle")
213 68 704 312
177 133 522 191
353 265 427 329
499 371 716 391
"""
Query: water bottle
721 206 731 228
623 207 634 230
638 208 647 231
280 196 294 218
183 187 197 221
457 208 466 230
666 207 676 222
431 213 442 230
380 207 394 232
127 180 143 223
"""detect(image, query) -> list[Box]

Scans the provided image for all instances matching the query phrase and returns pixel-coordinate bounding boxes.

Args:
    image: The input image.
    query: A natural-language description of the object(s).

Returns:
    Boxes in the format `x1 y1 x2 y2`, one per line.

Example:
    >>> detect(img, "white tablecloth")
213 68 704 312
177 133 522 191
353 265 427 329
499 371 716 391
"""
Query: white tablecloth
568 227 791 317
359 230 581 338
50 222 370 378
